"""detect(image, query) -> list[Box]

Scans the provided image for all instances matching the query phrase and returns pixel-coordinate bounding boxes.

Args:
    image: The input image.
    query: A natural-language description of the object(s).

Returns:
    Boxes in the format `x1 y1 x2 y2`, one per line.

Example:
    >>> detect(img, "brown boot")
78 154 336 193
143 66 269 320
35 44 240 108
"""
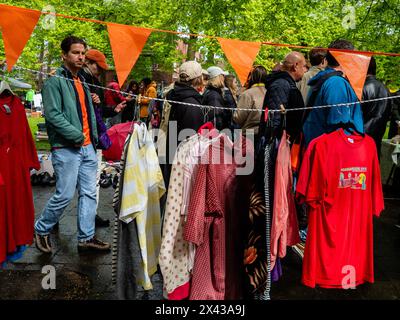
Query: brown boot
77 237 111 252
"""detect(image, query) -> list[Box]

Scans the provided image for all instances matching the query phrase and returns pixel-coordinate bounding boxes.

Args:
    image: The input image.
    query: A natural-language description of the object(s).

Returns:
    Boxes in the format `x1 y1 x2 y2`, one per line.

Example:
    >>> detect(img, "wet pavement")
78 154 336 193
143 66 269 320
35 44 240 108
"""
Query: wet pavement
0 184 399 300
0 185 163 300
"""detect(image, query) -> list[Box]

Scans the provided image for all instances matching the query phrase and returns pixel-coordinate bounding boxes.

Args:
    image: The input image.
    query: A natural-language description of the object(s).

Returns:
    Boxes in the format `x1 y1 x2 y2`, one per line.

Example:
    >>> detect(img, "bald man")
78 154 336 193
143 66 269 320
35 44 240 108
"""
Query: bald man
259 51 307 142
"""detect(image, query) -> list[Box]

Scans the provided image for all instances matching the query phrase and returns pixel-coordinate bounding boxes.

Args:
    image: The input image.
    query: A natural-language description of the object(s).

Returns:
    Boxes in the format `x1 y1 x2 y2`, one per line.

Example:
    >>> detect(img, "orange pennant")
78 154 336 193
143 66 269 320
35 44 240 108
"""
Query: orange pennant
218 38 261 86
0 4 41 71
330 50 372 101
107 23 152 87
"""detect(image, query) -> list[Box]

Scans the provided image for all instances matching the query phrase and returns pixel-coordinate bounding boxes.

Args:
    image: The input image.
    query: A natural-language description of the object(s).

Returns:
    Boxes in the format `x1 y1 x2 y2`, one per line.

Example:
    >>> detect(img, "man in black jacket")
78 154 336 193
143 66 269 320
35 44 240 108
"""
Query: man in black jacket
259 51 307 142
362 56 392 160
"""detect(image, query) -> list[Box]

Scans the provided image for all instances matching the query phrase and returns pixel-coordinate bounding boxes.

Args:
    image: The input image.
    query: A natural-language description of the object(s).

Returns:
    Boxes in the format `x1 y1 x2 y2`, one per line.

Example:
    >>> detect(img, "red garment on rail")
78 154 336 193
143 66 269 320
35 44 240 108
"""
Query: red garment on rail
296 129 384 288
183 134 251 300
0 93 40 264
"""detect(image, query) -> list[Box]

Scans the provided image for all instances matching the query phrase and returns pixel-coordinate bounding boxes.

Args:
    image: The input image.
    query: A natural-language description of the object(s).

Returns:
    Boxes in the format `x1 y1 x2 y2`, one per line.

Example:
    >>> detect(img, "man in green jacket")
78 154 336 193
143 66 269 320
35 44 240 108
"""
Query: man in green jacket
34 36 110 253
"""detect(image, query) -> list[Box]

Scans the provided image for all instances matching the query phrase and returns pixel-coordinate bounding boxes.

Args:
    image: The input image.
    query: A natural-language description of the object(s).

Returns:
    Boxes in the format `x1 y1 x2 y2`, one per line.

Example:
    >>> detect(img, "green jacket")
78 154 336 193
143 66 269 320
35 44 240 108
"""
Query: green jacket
42 66 98 148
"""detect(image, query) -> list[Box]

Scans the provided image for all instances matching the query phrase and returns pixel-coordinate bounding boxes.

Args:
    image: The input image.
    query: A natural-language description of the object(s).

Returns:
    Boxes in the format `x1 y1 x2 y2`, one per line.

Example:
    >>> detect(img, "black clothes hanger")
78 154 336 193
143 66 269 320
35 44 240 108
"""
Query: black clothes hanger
331 122 365 137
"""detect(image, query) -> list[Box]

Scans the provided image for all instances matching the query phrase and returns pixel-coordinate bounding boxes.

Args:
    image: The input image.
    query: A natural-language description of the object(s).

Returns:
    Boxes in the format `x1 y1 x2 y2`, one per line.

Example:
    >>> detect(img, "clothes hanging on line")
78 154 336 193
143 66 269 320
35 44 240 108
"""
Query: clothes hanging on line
112 122 165 298
159 130 254 300
159 131 221 300
296 129 384 288
270 130 300 269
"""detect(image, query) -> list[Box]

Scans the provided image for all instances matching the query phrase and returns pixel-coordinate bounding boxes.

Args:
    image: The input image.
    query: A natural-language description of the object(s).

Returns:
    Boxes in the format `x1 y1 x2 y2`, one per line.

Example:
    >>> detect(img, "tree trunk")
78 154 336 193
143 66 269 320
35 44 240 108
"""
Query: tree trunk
37 41 45 89
187 34 197 60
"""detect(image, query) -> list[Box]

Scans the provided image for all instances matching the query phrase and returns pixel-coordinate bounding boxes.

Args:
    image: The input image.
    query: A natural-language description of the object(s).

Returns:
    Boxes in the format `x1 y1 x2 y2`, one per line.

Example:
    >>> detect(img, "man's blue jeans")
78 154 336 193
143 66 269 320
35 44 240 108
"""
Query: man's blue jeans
35 144 98 242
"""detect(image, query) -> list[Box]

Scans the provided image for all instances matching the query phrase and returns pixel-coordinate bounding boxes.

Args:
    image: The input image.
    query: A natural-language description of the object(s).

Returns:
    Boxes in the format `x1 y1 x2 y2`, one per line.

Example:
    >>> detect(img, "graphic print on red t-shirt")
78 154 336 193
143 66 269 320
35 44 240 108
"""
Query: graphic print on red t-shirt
338 167 367 190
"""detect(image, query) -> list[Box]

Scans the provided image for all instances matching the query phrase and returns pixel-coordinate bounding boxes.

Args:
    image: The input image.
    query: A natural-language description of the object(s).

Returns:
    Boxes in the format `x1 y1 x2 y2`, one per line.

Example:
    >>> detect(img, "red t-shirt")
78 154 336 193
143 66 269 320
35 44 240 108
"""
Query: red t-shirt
296 129 384 288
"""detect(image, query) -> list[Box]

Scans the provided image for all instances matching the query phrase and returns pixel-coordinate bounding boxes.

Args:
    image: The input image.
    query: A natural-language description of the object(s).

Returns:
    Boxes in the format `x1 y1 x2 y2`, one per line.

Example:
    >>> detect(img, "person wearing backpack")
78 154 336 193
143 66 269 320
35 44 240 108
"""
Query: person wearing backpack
302 39 365 146
297 48 328 105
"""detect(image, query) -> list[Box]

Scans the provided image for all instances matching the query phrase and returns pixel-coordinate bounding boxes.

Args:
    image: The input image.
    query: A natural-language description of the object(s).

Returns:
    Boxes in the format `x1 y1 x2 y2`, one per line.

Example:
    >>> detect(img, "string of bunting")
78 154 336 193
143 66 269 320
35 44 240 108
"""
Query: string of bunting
7 65 400 115
0 3 399 100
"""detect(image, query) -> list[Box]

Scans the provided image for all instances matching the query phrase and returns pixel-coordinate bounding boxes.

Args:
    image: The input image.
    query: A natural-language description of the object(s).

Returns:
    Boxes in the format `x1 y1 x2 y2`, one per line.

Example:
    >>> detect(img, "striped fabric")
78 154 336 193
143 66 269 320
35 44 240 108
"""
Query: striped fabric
119 123 166 290
112 133 133 285
263 141 273 300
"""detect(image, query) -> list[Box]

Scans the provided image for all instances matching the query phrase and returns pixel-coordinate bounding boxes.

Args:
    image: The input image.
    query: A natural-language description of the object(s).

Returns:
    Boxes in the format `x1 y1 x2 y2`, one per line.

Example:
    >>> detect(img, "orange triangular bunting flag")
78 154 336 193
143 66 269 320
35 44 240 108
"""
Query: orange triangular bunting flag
330 50 372 101
218 37 261 86
0 4 41 71
107 23 152 87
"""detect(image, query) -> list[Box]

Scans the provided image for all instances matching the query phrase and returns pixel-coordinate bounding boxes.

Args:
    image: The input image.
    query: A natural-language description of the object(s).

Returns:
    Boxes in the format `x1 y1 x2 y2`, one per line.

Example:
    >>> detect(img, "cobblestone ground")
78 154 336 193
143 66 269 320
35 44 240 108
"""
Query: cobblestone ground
0 185 399 300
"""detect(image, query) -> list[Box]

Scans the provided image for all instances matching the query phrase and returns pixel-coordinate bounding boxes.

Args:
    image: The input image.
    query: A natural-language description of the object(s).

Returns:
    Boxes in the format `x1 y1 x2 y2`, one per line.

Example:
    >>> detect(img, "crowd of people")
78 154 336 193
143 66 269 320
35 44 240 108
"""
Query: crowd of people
33 35 400 255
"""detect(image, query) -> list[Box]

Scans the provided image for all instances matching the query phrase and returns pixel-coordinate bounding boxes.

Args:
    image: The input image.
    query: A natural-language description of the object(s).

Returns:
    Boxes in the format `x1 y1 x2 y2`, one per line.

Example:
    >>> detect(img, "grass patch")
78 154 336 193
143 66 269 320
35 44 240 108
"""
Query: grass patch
27 116 51 151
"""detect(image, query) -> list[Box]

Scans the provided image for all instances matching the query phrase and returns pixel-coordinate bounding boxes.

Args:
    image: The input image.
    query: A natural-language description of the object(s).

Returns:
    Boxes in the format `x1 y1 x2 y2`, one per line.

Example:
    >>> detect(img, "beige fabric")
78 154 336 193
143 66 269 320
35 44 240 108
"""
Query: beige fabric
296 66 325 105
233 85 266 135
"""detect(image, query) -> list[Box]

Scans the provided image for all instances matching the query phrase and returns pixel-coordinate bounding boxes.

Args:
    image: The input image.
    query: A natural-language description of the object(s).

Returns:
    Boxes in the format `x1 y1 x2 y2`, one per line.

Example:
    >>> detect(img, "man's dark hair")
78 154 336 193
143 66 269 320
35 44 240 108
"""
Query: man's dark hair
126 80 139 92
141 77 152 87
247 65 268 88
367 56 376 75
326 39 355 67
61 36 87 54
309 47 328 66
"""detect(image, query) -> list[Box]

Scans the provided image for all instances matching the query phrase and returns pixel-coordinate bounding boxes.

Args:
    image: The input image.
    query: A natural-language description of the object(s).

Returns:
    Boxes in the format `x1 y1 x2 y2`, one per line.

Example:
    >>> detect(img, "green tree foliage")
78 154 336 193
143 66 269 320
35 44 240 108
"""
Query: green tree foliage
0 0 399 90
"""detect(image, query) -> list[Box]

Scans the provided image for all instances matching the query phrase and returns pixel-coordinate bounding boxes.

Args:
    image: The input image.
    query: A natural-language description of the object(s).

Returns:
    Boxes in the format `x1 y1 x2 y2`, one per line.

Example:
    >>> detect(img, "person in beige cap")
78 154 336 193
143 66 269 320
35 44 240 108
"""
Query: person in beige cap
167 61 205 133
163 60 205 185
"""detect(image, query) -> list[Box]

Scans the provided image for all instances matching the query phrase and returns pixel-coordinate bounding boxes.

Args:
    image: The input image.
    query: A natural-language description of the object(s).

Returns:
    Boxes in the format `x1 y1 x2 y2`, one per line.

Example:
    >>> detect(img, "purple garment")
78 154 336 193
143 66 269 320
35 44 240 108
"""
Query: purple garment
94 106 112 150
271 258 283 282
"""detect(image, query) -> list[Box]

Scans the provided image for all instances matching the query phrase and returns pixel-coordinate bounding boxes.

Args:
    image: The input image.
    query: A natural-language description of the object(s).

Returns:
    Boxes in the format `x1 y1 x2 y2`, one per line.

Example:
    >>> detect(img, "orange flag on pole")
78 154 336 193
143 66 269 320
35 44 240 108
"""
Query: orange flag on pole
0 4 41 71
218 37 261 86
107 23 152 87
330 50 372 101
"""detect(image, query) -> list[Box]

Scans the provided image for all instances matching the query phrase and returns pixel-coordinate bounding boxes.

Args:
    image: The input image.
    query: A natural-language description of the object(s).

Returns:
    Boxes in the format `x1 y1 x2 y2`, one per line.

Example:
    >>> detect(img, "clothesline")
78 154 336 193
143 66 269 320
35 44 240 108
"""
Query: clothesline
3 3 399 57
4 65 400 114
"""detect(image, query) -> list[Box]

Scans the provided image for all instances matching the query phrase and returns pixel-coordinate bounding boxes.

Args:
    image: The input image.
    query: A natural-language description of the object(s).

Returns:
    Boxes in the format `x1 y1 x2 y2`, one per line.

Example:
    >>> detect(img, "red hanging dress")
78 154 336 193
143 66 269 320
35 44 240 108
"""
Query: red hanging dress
0 93 40 264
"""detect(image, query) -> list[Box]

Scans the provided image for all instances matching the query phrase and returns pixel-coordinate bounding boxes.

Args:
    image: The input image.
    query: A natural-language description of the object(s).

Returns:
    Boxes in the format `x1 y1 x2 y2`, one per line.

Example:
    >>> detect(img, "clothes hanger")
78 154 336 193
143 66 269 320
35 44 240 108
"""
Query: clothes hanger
0 79 14 95
213 107 216 128
202 106 211 124
0 79 14 114
280 104 287 130
332 122 365 137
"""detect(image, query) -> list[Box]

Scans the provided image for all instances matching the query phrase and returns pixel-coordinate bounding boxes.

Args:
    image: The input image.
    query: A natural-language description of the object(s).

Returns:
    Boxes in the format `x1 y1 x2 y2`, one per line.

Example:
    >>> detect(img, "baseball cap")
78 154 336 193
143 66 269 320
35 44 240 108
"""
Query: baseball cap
207 66 228 79
85 49 109 71
179 61 203 81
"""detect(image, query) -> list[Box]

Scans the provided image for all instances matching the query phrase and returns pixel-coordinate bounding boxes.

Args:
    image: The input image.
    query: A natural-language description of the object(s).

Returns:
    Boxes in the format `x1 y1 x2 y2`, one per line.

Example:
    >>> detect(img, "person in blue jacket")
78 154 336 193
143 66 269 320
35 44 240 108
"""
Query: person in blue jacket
302 39 364 146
